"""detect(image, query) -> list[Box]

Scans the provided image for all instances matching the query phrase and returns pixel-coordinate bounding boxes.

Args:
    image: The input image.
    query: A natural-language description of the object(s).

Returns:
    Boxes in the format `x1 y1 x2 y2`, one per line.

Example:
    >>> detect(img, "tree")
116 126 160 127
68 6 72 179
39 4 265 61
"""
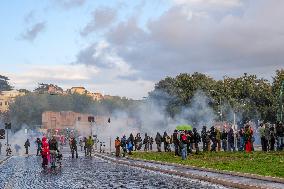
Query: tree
0 75 13 91
149 72 276 123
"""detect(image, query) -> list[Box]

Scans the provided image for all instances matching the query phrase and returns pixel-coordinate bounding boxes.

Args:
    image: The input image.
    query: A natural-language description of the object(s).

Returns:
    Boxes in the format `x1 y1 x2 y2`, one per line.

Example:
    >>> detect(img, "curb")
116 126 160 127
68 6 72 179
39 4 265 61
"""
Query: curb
127 157 284 184
94 153 270 189
0 156 12 165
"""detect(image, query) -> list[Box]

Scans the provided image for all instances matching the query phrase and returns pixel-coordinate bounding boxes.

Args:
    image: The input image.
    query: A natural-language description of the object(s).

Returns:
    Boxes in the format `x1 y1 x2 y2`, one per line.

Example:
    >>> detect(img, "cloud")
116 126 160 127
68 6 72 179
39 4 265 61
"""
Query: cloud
81 7 117 36
74 0 284 82
24 10 36 24
74 41 136 76
54 0 86 9
21 21 46 42
174 0 242 8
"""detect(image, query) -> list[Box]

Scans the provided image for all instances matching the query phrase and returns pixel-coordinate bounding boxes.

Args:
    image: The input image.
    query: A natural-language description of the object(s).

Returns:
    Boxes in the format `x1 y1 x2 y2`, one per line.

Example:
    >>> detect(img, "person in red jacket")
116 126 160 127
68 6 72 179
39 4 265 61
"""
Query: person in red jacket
41 136 50 168
244 124 253 153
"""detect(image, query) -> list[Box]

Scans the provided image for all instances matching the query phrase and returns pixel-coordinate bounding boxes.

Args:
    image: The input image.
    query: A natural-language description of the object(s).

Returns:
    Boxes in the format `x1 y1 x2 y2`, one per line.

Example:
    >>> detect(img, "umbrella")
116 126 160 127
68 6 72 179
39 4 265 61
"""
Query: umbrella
176 124 193 131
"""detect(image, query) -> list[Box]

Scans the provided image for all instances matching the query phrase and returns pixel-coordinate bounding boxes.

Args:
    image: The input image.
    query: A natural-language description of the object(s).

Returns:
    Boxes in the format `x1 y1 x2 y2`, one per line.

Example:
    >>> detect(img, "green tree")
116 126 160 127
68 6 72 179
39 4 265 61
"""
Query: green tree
0 75 13 91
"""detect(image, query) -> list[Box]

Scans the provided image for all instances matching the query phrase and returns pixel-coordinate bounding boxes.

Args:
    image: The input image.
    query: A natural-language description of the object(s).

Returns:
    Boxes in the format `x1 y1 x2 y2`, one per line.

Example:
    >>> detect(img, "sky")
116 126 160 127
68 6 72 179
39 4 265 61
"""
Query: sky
0 0 283 99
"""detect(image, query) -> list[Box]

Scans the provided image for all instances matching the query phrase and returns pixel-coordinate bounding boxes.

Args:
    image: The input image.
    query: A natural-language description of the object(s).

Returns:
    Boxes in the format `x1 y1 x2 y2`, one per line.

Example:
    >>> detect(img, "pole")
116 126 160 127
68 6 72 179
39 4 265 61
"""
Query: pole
233 112 236 128
6 129 8 146
220 97 223 122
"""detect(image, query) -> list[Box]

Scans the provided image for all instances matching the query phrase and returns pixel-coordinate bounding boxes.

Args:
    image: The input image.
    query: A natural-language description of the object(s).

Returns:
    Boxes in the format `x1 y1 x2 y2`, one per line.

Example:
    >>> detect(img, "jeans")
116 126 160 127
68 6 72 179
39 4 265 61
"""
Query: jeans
71 146 78 158
277 137 284 150
181 143 187 160
239 137 244 151
228 141 235 152
222 140 227 151
174 143 179 156
157 143 161 152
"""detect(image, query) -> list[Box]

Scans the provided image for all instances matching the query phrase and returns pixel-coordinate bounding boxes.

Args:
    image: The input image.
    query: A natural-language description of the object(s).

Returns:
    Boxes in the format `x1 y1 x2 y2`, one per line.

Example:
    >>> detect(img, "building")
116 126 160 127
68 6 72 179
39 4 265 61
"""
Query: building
35 83 63 95
70 87 87 95
0 90 25 112
42 111 110 136
42 111 138 136
47 84 64 95
87 92 104 101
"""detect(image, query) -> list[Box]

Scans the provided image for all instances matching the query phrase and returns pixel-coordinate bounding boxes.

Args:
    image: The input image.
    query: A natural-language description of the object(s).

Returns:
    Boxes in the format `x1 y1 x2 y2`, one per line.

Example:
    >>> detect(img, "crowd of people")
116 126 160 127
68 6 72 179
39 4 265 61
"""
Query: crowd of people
114 122 284 160
1 121 283 165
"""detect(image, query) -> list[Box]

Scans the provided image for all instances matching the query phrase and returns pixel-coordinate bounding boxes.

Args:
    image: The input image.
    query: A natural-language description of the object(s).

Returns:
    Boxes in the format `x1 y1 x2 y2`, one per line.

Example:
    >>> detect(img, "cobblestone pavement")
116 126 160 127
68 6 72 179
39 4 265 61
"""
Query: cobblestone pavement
0 154 229 189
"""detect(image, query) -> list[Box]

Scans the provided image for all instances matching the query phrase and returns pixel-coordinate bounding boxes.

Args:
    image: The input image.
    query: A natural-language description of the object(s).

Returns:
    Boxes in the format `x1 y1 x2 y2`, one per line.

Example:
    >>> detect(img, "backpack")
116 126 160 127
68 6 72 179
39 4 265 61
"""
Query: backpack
115 140 121 148
165 136 171 144
181 135 187 142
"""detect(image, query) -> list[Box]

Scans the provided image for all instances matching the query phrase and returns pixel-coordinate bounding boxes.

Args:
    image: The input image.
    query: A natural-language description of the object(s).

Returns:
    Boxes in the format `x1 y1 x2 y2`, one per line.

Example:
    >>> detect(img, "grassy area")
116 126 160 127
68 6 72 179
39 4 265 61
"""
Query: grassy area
131 151 284 178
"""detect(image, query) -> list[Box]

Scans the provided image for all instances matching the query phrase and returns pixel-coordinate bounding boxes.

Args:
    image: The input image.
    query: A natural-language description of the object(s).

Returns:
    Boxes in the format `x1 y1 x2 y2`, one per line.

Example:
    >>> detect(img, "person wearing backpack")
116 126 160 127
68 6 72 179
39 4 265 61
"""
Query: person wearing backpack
128 135 134 155
155 132 162 152
165 135 171 152
121 135 127 157
115 137 121 157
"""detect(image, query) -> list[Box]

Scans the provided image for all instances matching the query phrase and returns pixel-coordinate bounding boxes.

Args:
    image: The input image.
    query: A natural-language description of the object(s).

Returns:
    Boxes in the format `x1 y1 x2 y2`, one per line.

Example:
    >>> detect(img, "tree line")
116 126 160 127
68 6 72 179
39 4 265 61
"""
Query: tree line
149 70 284 124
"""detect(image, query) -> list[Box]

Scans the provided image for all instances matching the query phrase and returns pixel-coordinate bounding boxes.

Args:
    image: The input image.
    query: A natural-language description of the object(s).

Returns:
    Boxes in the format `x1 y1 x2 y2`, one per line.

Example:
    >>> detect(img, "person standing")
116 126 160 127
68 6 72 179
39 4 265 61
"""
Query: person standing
193 128 201 154
149 137 154 151
163 132 169 152
143 133 149 151
121 135 127 157
115 137 121 157
210 126 217 152
172 130 179 156
264 124 270 151
83 137 87 156
216 128 221 152
239 127 245 151
70 137 78 158
201 126 207 152
135 133 142 151
24 139 30 155
86 136 94 157
221 129 228 152
269 125 276 151
258 123 266 151
36 138 42 156
49 136 59 168
187 131 193 154
127 135 134 155
244 125 253 153
180 132 188 160
41 137 50 168
155 132 162 152
227 127 235 152
79 139 83 151
276 122 284 150
165 135 172 152
129 133 134 149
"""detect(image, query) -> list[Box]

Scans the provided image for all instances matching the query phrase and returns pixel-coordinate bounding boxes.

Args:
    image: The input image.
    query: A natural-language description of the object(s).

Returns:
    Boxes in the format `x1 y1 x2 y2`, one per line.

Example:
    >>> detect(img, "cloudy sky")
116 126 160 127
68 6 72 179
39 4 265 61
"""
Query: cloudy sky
1 0 283 99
